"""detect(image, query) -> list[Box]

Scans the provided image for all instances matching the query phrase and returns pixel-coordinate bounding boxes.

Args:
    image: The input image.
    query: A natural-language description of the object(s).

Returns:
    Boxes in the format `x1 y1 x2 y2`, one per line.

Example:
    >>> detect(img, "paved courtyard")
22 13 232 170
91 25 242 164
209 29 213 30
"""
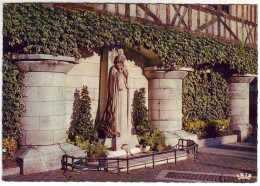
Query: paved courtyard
2 141 257 182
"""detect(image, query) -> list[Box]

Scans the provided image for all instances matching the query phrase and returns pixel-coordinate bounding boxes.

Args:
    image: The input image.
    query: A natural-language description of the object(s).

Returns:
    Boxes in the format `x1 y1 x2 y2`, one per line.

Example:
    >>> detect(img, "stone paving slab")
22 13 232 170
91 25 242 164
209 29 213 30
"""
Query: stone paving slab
2 142 257 182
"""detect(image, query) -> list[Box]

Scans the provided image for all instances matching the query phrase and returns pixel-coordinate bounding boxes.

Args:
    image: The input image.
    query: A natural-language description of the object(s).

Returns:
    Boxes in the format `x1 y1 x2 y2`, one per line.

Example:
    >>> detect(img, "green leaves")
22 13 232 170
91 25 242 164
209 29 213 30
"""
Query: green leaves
3 3 257 73
67 86 99 144
2 54 24 140
182 71 230 123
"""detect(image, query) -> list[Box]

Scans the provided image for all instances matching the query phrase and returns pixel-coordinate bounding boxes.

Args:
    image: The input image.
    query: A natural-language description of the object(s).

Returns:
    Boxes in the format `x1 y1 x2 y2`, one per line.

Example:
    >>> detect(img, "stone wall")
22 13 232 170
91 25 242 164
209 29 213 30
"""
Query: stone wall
65 53 148 131
65 53 101 129
125 60 148 108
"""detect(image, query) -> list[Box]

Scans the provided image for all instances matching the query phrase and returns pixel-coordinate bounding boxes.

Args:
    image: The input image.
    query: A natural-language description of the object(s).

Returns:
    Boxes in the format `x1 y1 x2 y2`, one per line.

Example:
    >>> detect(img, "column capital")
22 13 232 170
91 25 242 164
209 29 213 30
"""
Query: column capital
227 74 256 83
144 67 190 79
13 54 77 73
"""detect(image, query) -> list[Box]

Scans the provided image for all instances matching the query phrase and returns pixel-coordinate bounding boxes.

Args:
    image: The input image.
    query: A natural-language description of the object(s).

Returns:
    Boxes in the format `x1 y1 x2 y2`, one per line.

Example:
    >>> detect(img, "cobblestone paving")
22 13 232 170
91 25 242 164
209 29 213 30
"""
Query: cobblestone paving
2 142 257 182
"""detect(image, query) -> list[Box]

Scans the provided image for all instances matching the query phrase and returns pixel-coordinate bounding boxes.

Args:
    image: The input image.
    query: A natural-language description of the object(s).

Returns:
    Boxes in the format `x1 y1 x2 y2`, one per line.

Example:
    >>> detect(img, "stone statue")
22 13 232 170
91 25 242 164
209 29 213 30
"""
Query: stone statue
97 49 140 152
97 50 129 138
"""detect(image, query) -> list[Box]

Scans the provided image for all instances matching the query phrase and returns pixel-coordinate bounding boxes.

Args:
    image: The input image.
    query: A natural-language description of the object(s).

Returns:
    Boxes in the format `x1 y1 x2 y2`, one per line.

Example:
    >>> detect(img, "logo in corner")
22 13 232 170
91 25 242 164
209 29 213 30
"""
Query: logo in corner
237 173 252 180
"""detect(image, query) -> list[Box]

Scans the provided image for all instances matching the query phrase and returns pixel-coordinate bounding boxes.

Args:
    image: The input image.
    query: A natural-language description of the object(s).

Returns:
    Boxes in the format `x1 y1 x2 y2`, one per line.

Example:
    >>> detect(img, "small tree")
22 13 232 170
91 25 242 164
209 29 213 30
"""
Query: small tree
132 88 151 134
132 88 165 151
68 86 98 143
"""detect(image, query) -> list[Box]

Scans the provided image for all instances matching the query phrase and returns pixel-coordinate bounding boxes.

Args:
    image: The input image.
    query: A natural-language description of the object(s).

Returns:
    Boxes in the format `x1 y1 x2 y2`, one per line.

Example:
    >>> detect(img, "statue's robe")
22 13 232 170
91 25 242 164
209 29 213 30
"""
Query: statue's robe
97 65 128 138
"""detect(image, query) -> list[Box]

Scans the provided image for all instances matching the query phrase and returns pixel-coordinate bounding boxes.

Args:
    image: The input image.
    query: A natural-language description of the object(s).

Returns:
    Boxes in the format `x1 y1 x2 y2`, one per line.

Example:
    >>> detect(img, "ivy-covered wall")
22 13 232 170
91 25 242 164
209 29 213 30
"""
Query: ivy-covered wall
182 71 230 123
2 3 257 144
3 3 257 74
2 54 24 139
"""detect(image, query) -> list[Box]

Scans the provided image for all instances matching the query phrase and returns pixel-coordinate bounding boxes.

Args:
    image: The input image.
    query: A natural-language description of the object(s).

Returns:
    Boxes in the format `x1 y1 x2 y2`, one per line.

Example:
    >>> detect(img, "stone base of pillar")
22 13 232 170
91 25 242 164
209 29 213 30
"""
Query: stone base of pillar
163 130 197 146
16 143 86 175
233 123 253 142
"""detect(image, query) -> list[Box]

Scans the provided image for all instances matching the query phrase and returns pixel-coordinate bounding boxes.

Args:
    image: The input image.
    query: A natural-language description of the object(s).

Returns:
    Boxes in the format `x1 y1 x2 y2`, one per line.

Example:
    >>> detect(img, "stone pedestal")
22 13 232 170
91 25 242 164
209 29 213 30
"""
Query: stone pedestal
13 54 86 175
145 67 195 145
227 75 255 142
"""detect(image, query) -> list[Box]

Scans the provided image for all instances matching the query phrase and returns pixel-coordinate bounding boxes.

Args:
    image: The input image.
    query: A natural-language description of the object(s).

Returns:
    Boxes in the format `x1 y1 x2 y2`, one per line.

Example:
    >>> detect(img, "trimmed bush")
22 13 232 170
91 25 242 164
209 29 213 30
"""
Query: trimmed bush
132 88 165 152
183 119 231 138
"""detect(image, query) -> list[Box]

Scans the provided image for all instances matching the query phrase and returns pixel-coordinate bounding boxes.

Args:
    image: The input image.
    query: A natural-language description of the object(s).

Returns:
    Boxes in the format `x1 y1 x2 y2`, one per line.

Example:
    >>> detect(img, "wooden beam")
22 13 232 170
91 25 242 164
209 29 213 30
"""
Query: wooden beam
125 4 130 17
166 4 170 25
199 16 218 31
205 5 208 34
171 5 181 26
188 5 192 30
247 5 249 21
220 18 238 40
115 4 119 14
177 6 188 28
137 4 162 23
236 5 238 38
191 4 257 27
217 5 221 38
245 25 254 43
197 6 200 30
229 5 232 39
250 5 253 22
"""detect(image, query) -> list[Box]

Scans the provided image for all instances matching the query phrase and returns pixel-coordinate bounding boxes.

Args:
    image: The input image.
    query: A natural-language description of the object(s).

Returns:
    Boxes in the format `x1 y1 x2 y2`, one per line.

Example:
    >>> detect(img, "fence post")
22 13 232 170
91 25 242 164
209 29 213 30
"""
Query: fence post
194 146 196 160
117 157 120 174
65 155 68 170
127 157 129 174
80 158 83 172
72 157 75 171
175 149 177 164
152 152 155 169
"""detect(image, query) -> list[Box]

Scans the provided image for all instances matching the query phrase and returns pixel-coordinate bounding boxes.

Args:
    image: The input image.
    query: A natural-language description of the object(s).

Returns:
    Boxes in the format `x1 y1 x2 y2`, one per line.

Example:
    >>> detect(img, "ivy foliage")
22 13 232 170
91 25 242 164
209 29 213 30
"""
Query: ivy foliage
182 71 230 123
3 3 257 74
2 53 24 140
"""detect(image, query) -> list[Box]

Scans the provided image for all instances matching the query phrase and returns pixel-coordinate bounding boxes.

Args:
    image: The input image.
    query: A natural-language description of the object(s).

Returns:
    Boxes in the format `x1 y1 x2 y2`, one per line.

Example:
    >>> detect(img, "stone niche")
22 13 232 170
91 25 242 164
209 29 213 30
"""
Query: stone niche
14 54 86 175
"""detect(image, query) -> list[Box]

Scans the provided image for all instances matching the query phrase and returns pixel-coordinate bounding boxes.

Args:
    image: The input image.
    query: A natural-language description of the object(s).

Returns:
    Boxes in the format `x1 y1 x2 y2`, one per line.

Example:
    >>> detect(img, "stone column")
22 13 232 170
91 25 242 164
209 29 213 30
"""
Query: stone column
144 67 188 133
227 75 255 142
14 54 86 175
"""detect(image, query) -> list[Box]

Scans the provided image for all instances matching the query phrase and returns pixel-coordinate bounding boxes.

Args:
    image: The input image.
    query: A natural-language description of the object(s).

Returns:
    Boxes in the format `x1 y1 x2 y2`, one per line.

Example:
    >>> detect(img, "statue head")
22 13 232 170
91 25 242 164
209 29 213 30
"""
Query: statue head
114 55 126 71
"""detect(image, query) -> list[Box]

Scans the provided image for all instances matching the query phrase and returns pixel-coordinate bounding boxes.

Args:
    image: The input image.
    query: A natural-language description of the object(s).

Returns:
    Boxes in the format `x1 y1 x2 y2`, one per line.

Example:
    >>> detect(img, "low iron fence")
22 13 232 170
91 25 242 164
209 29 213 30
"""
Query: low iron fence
62 139 198 174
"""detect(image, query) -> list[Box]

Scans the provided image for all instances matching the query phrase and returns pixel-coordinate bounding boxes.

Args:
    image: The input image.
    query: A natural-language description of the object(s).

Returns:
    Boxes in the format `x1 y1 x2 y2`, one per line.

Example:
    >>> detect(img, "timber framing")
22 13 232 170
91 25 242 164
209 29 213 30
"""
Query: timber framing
55 3 258 47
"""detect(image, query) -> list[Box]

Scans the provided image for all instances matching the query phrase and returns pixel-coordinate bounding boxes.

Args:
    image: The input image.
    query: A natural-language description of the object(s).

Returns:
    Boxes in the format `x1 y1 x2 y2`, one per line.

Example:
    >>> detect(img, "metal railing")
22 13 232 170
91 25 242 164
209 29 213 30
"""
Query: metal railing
62 143 198 174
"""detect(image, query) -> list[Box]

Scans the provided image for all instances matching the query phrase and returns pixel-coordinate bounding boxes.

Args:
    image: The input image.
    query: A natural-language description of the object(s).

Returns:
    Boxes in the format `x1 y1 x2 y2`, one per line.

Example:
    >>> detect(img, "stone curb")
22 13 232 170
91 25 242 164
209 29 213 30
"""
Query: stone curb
2 167 20 177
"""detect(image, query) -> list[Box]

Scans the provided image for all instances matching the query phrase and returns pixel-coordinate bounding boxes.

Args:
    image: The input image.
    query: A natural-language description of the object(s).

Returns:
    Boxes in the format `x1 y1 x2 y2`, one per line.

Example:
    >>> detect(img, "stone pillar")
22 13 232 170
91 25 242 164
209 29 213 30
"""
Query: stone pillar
14 54 86 175
144 67 188 133
227 75 255 142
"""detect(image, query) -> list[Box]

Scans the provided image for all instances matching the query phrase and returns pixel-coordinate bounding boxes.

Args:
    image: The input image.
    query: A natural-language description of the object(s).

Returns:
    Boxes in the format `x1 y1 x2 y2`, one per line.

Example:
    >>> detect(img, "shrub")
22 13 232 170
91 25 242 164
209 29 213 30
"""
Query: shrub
67 86 106 158
183 119 231 138
132 88 151 134
67 138 106 158
183 120 207 135
133 88 165 152
67 86 98 143
2 137 18 160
